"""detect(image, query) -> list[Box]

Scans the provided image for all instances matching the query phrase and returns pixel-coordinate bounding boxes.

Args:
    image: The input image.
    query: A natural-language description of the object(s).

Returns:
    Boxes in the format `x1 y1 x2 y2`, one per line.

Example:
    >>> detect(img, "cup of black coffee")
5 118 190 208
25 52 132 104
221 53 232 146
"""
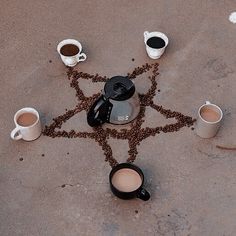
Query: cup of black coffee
144 31 169 59
57 39 87 67
109 163 150 201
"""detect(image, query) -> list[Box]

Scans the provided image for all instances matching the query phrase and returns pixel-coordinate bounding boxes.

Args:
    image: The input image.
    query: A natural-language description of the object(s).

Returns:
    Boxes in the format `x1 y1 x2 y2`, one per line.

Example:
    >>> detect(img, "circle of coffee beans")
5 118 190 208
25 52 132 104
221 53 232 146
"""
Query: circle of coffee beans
43 63 196 168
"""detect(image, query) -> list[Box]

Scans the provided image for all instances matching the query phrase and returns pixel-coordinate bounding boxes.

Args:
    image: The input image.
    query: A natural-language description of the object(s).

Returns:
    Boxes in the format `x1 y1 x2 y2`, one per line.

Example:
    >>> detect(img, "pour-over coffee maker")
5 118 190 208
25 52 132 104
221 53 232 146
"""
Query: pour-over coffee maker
87 76 140 127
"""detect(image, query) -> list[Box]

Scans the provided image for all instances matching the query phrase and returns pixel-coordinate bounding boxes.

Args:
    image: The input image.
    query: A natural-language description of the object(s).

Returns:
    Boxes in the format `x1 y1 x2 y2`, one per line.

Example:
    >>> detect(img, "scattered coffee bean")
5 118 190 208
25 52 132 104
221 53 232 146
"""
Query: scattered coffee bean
67 152 69 155
19 158 23 161
132 58 135 61
135 210 138 214
41 154 45 157
49 60 52 63
191 127 194 130
43 63 196 168
61 184 66 188
158 89 161 92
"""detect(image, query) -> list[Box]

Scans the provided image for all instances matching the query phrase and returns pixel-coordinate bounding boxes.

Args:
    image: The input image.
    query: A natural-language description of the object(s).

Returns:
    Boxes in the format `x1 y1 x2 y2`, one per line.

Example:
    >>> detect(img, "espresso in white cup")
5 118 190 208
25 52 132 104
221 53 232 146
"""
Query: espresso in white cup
10 107 42 141
144 31 169 59
57 39 87 67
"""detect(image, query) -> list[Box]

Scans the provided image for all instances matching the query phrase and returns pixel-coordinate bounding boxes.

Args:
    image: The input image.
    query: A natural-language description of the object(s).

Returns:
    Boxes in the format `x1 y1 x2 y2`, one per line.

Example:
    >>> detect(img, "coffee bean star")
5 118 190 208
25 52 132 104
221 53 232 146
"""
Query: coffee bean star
43 63 195 167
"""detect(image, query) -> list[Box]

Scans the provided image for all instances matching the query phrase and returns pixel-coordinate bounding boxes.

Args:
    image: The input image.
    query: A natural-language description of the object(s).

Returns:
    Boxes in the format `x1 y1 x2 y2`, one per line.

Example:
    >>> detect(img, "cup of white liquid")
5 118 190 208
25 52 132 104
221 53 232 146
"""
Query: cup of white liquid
10 107 42 141
109 163 150 201
195 101 223 138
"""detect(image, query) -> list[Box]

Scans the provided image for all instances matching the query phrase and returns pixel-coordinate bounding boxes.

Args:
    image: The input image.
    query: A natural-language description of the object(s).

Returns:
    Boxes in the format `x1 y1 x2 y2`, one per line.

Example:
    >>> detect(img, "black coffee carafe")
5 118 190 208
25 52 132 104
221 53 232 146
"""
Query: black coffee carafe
87 76 140 127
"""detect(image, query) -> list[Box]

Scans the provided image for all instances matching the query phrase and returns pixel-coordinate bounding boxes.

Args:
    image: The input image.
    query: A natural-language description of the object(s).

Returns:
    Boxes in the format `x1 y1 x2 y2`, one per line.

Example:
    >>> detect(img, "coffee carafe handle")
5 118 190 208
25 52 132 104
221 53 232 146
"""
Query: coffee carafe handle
87 95 113 127
137 187 150 201
144 31 149 43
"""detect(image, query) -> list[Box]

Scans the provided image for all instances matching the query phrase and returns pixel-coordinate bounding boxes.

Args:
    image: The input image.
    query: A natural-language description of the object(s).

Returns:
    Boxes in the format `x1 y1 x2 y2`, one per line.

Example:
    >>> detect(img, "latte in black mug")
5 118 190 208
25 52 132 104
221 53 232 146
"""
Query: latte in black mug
109 163 150 201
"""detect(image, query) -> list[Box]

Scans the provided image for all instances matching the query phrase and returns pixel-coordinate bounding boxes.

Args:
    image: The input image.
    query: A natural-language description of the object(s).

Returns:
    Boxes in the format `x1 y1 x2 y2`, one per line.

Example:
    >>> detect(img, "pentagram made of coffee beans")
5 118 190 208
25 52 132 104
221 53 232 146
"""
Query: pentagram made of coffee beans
43 63 196 168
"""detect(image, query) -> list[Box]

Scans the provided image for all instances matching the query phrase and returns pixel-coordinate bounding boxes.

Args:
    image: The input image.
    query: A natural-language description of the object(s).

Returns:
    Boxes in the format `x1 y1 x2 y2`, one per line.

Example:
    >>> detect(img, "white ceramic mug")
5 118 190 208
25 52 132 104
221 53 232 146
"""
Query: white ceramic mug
10 107 42 141
57 39 87 67
195 101 223 138
144 31 169 59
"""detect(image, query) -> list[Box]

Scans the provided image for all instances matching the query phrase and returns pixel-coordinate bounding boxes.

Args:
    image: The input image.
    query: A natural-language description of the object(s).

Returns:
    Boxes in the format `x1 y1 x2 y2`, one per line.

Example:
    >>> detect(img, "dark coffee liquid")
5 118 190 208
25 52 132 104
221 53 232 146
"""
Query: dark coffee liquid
60 44 79 56
147 37 165 49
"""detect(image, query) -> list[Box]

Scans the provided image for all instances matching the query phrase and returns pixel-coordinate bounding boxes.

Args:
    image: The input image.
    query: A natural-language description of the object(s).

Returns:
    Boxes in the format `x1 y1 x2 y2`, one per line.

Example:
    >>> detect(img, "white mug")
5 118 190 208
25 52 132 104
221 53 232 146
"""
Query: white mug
195 101 223 138
57 39 87 67
144 31 169 59
10 107 42 141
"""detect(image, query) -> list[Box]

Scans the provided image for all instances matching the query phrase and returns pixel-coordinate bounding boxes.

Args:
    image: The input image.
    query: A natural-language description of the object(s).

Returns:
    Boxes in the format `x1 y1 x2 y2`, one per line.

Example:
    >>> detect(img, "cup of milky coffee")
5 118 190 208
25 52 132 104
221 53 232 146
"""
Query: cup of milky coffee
195 101 223 138
109 163 150 201
57 39 87 67
144 31 169 59
10 107 42 141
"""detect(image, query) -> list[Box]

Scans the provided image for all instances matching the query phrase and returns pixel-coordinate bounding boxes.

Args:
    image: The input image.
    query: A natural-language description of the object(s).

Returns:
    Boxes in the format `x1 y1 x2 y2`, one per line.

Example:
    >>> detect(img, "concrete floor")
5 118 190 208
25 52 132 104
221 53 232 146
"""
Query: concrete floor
1 1 236 235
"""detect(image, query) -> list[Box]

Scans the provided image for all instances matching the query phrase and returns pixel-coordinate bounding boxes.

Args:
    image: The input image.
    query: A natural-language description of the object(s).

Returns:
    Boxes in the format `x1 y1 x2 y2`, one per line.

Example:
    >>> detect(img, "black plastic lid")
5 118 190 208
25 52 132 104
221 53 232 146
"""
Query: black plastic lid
104 76 135 101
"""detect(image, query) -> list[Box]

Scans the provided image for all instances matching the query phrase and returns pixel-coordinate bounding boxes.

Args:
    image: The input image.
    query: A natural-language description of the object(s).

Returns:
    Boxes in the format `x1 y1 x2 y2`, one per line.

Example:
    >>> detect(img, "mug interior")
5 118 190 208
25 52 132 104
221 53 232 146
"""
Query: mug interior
57 39 82 57
110 163 144 193
15 108 39 128
145 32 169 49
199 104 223 123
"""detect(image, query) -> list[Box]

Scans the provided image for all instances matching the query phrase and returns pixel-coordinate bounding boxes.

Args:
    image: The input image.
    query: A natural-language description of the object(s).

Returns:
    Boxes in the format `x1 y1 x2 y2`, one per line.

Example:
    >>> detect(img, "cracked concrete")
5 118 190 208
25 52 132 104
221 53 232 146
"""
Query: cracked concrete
1 0 236 235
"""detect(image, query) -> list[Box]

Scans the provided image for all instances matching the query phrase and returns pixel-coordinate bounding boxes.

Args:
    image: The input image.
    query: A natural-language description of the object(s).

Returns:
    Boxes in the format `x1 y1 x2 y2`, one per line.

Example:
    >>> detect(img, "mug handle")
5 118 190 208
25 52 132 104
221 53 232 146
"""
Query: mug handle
205 101 211 105
144 31 149 43
76 53 87 62
87 95 113 127
137 187 150 201
10 127 22 140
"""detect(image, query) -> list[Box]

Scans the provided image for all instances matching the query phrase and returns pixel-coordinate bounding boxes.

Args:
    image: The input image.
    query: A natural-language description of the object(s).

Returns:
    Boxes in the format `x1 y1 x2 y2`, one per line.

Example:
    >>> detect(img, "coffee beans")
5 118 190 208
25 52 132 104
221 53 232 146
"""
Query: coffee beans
43 63 196 168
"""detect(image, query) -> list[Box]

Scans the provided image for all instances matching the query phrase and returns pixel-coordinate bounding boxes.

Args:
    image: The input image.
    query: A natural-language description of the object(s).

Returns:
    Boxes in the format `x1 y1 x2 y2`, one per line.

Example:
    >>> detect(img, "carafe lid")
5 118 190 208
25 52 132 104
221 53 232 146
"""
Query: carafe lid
104 76 135 101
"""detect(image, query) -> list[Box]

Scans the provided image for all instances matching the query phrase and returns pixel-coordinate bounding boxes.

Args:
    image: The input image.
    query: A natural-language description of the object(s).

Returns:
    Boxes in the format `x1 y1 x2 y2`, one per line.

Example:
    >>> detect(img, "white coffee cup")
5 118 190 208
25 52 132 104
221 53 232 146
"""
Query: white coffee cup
57 39 87 67
10 107 42 141
144 31 169 59
195 101 223 138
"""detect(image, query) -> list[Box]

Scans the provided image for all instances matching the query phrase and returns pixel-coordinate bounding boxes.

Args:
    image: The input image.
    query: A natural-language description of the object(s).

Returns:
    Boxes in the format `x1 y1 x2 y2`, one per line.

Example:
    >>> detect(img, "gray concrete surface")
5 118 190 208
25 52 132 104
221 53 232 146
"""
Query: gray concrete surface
1 1 236 235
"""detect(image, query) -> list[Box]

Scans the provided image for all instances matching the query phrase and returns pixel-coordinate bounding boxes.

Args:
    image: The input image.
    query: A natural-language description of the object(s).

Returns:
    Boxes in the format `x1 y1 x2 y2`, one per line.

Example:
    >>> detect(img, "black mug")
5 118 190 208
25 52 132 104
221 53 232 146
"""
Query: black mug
109 163 150 201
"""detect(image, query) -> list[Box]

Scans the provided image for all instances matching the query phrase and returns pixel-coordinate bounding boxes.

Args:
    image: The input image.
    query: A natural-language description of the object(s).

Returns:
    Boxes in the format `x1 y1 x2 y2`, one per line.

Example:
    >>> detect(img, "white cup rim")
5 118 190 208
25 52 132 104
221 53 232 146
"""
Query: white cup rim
198 103 223 124
14 107 39 128
57 39 82 57
144 31 169 49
